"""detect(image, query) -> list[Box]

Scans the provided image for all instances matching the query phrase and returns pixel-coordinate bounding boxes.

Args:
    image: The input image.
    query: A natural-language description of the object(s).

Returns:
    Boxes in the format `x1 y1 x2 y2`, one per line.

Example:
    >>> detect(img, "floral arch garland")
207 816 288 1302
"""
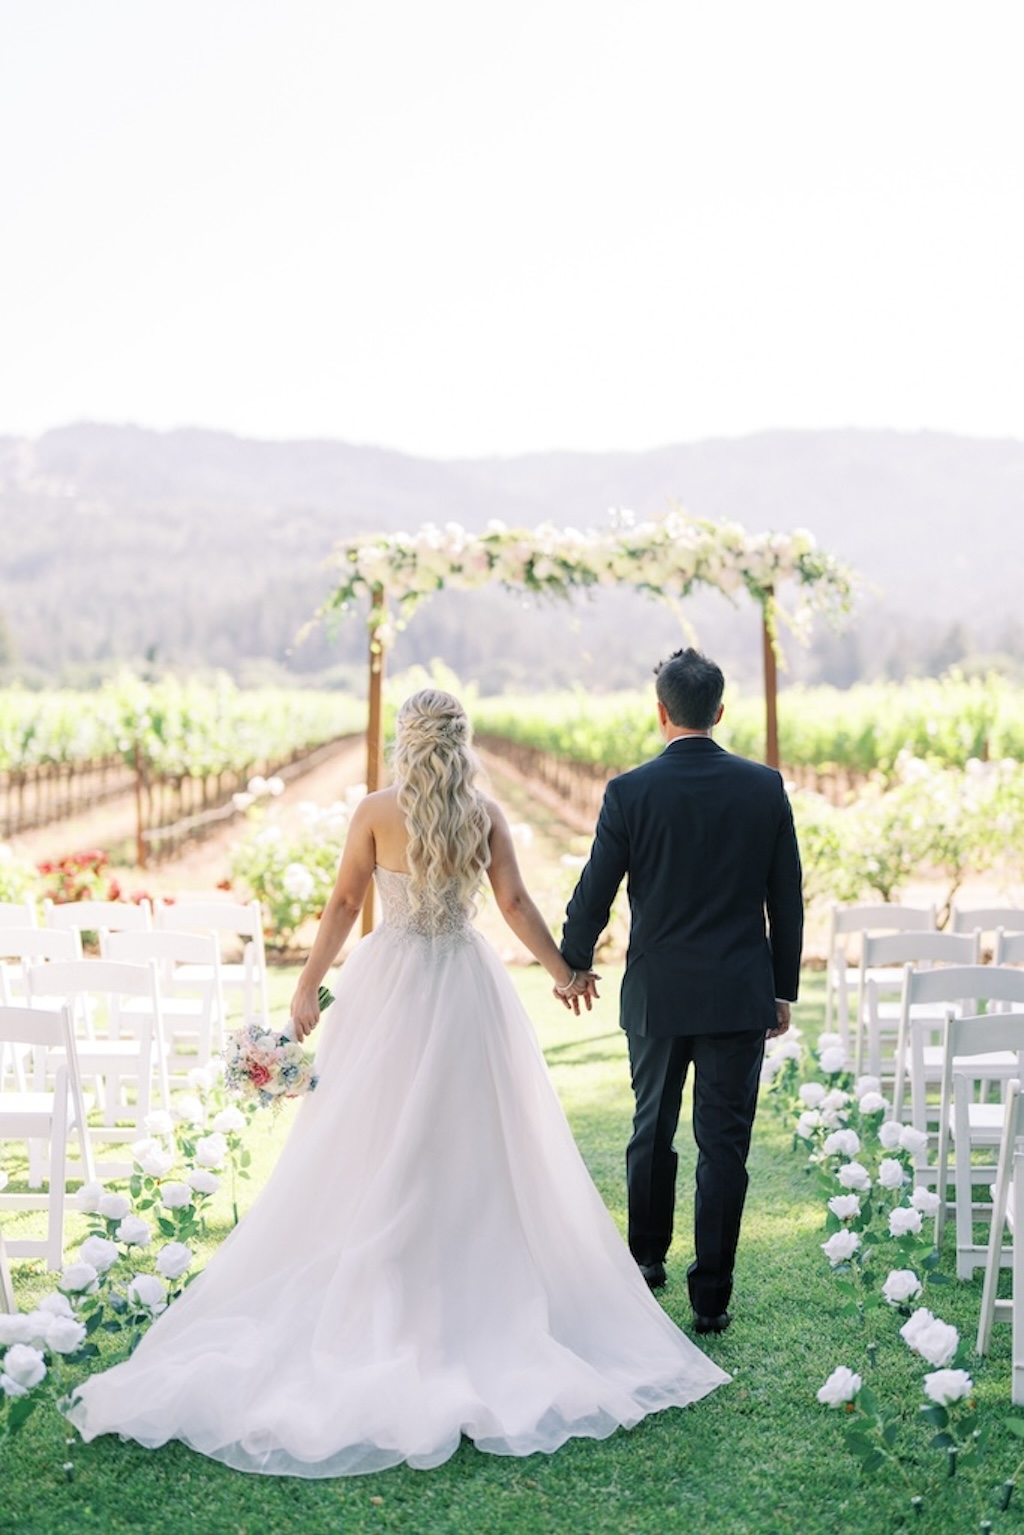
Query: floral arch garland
317 511 855 930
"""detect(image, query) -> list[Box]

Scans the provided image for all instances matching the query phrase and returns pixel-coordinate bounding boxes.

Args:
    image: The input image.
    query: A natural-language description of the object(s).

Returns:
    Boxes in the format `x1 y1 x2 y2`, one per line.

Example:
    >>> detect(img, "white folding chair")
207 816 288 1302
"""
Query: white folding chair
0 1227 14 1310
892 963 1024 1144
44 897 153 937
0 901 37 928
856 929 979 1080
977 1077 1024 1356
0 926 83 1005
25 959 167 1176
934 1009 1024 1278
825 903 936 1050
104 929 221 1080
996 931 1024 968
0 1003 92 1269
155 898 268 1030
953 906 1024 945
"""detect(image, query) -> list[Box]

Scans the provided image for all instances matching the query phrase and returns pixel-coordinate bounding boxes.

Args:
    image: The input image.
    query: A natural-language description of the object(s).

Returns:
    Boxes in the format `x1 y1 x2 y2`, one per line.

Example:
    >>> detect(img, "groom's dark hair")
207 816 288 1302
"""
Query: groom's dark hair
654 648 725 730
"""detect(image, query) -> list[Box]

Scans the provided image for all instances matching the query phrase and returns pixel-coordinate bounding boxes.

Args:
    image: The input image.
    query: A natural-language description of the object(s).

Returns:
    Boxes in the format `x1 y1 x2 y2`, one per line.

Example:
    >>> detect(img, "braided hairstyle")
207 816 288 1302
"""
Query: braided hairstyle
392 689 491 927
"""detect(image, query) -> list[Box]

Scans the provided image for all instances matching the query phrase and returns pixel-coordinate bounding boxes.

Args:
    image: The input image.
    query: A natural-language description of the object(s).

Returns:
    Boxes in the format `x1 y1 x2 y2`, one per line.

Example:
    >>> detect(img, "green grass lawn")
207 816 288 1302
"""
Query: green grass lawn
3 967 1023 1535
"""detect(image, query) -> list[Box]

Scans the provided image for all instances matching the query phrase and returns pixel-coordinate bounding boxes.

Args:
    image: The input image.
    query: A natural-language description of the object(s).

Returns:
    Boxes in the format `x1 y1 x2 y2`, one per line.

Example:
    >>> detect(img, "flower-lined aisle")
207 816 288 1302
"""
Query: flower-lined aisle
0 1002 324 1461
763 1029 1024 1524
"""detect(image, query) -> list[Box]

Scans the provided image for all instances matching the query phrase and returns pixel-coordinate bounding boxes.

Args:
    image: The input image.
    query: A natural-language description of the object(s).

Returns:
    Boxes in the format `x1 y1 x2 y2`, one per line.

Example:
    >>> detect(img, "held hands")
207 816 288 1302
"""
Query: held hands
553 970 601 1015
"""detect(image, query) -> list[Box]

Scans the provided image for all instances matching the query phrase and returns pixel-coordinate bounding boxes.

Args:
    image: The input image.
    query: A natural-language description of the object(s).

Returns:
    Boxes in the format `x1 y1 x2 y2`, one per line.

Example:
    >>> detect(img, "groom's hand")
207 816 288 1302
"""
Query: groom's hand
766 1001 791 1039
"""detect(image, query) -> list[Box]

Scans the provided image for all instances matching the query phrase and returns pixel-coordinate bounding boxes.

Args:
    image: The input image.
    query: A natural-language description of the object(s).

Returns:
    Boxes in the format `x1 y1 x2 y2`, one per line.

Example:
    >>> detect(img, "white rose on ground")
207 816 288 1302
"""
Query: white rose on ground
818 1032 843 1051
910 1186 941 1215
823 1129 861 1159
901 1309 960 1368
97 1192 131 1221
115 1215 152 1247
899 1126 929 1157
212 1106 246 1135
1 1344 47 1390
816 1365 862 1406
821 1089 850 1113
155 1242 193 1280
0 1373 28 1397
194 1133 227 1169
854 1074 882 1098
36 1292 73 1318
796 1110 823 1138
882 1269 923 1306
819 1046 848 1075
798 1083 826 1108
143 1110 175 1137
822 1229 862 1264
187 1066 216 1094
79 1235 120 1274
160 1182 193 1210
837 1162 872 1191
879 1120 904 1151
128 1274 167 1316
173 1094 206 1127
828 1193 862 1220
877 1158 907 1191
0 1313 39 1347
76 1180 105 1213
132 1139 175 1177
187 1168 220 1196
923 1369 973 1406
45 1315 88 1355
859 1091 889 1115
59 1262 99 1295
889 1207 924 1238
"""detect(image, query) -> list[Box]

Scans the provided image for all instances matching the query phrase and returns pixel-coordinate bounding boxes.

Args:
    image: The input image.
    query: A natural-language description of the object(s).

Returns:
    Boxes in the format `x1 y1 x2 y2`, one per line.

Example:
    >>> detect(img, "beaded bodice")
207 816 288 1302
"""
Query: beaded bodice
374 866 472 946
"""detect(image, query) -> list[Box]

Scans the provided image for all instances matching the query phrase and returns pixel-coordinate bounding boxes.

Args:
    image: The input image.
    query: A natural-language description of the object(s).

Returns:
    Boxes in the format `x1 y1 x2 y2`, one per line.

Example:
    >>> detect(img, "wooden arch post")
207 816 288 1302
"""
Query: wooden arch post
761 589 779 769
362 586 385 935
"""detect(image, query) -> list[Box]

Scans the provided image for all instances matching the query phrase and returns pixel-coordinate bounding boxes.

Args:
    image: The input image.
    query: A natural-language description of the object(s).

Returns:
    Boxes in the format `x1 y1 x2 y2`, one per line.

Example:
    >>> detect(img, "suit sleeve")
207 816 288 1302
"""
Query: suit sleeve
560 781 630 970
766 781 804 1002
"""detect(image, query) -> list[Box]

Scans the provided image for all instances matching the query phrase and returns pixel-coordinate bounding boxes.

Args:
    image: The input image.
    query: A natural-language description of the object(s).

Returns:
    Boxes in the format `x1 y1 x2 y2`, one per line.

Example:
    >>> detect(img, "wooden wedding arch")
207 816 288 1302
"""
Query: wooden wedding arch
316 511 856 930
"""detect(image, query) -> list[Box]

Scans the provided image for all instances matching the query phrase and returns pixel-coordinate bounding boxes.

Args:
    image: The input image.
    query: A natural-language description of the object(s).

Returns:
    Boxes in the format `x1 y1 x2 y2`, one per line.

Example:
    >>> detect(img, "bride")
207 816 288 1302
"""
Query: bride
67 689 728 1476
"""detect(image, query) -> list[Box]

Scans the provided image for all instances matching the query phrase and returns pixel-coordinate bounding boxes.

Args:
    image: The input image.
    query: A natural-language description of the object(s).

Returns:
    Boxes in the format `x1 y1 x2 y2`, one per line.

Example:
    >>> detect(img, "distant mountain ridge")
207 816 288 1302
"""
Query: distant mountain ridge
1 423 1021 690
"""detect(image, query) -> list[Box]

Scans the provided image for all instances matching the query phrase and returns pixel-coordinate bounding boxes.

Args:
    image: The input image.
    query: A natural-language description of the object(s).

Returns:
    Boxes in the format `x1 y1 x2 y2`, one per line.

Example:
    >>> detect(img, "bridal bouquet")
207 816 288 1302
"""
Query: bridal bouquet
221 987 330 1110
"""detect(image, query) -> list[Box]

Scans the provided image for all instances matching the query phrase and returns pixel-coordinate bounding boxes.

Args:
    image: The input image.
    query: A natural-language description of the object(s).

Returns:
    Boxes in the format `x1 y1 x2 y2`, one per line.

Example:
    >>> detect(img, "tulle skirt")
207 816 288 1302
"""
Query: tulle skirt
66 923 728 1476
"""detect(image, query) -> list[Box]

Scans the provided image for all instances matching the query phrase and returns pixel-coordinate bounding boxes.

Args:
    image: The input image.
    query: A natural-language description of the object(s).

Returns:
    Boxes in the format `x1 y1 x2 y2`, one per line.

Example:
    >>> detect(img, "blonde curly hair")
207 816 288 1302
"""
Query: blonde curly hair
393 689 491 928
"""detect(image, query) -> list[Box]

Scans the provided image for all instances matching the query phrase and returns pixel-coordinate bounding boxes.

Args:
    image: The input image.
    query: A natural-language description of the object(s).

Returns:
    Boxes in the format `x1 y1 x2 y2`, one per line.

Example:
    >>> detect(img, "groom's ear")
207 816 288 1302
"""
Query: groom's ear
714 703 724 725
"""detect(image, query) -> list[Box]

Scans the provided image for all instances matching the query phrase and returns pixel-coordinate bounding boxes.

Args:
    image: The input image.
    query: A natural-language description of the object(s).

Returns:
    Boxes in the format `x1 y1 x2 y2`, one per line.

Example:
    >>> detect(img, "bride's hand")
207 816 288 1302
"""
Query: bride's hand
290 987 321 1044
553 970 600 1014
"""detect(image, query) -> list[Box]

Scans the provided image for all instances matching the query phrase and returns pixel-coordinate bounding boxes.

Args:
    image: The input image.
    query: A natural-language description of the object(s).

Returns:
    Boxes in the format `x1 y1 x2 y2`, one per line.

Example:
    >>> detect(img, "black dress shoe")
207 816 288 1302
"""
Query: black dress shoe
693 1311 731 1335
638 1260 667 1290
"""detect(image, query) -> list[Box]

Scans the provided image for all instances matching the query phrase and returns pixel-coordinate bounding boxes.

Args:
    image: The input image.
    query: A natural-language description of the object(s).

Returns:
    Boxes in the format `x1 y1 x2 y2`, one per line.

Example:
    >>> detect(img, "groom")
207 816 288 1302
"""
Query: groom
560 647 803 1334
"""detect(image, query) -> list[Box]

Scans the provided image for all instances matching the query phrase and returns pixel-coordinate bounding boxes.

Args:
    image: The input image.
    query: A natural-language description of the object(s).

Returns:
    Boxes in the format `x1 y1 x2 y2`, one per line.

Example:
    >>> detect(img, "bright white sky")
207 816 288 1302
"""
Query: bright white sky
2 0 1022 459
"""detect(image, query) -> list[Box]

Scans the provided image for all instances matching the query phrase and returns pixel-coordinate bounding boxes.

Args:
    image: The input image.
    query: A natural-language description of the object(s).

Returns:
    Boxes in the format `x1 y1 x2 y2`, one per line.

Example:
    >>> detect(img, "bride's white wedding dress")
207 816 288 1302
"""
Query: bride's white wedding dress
67 869 728 1476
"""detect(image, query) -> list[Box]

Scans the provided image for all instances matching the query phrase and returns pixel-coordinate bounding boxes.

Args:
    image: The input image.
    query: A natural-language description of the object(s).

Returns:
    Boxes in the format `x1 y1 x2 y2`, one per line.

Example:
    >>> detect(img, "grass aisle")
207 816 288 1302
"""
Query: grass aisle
4 966 1019 1535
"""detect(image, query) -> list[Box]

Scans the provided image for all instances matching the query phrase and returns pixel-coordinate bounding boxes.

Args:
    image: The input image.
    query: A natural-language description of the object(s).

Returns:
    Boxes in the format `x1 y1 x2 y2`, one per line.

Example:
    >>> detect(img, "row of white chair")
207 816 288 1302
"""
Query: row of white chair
0 896 269 1034
826 901 1024 1047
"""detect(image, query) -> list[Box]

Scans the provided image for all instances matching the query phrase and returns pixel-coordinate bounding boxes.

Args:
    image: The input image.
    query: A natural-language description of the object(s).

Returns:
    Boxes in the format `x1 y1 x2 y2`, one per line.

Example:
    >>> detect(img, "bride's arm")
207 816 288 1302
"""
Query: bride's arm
290 796 377 1041
484 801 596 1011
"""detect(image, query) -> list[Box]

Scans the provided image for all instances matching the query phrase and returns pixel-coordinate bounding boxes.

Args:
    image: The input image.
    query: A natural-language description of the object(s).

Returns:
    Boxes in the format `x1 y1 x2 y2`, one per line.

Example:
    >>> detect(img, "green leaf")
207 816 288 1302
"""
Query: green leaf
845 1430 875 1457
861 1450 886 1474
6 1396 39 1433
882 1421 900 1447
929 1432 954 1450
1004 1417 1024 1439
920 1404 949 1430
859 1387 879 1419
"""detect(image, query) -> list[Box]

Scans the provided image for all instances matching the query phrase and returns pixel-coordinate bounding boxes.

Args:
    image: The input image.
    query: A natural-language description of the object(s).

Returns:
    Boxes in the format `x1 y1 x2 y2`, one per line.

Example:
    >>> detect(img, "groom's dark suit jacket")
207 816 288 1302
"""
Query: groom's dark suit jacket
562 736 804 1037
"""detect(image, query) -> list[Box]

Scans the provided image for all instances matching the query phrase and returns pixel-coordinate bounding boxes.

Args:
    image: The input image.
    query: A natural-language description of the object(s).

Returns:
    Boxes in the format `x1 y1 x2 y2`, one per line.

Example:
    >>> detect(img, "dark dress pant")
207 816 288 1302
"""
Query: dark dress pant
626 1027 765 1317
